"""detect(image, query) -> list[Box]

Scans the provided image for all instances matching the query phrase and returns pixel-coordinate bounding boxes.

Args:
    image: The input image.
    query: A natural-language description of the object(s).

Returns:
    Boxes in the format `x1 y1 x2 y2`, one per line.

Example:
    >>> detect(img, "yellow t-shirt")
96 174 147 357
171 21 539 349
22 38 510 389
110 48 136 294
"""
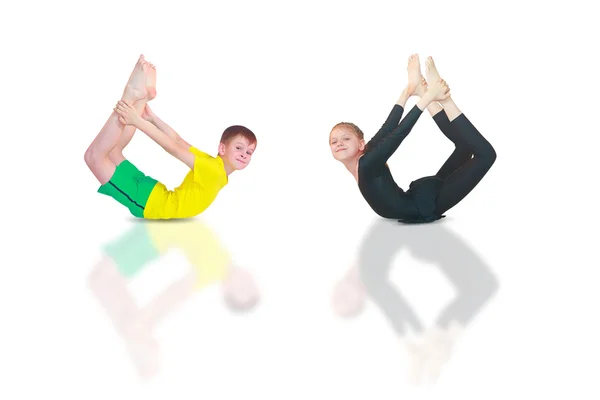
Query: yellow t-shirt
145 220 231 290
143 147 228 219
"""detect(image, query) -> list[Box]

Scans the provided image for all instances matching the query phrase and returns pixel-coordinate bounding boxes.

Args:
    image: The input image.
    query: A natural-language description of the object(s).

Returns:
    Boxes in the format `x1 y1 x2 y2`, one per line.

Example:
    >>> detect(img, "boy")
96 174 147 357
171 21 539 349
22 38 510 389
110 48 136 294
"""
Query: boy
84 54 257 219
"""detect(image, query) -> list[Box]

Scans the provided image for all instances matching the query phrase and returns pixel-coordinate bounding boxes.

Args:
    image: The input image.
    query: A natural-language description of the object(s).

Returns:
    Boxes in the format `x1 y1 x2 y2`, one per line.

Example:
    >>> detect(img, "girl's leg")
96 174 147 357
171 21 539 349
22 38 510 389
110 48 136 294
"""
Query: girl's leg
423 57 496 215
424 57 474 179
434 112 496 214
432 106 474 179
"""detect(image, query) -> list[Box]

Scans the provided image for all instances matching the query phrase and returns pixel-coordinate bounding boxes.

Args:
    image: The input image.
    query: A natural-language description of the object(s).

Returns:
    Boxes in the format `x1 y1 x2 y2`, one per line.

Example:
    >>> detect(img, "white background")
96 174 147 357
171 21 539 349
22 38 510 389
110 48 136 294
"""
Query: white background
1 0 599 399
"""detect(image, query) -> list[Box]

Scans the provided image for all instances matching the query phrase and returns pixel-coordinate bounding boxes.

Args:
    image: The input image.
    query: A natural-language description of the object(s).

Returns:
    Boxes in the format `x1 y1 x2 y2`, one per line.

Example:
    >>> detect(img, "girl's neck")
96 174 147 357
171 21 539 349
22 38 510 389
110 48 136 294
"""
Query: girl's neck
344 154 363 184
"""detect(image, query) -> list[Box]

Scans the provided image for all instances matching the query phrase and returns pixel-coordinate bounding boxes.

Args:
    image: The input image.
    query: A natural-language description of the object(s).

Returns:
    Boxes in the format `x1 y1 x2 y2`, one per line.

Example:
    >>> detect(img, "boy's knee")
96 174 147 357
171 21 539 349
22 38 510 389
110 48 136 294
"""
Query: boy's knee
84 147 96 167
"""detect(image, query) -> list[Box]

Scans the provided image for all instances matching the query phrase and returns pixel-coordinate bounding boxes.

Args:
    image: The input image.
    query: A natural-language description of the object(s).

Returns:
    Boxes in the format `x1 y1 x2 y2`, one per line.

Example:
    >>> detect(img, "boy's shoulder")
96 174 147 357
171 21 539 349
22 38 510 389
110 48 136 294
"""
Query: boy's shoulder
189 147 223 167
188 146 227 183
189 146 210 158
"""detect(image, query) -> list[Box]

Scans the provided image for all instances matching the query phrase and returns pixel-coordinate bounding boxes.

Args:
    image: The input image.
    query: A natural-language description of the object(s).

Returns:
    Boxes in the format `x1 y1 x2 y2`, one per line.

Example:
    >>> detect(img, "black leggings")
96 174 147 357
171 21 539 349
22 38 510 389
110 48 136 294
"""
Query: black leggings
431 111 497 215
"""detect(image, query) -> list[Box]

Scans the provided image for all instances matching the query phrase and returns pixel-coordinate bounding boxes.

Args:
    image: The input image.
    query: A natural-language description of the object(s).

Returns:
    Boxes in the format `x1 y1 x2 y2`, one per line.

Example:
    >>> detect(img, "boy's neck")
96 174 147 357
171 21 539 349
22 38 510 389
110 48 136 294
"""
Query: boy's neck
223 162 236 176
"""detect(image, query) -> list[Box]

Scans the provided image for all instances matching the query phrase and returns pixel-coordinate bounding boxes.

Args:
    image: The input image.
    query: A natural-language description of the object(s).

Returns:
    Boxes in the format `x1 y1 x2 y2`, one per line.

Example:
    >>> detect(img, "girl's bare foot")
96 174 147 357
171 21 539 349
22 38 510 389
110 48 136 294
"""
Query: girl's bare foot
416 78 449 110
425 57 451 103
122 55 150 104
417 77 427 97
425 56 442 82
428 79 451 102
407 54 427 97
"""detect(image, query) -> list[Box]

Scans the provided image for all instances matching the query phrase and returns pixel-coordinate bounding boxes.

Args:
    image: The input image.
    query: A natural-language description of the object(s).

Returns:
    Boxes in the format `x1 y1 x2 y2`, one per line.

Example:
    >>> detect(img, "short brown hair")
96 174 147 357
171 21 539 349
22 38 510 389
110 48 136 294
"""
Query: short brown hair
220 125 257 146
331 122 364 140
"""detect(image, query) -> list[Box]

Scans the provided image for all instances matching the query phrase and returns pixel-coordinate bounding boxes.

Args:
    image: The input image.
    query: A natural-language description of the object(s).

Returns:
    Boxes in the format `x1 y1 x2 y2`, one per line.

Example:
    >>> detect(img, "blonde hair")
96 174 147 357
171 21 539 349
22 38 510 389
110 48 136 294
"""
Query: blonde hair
331 122 364 140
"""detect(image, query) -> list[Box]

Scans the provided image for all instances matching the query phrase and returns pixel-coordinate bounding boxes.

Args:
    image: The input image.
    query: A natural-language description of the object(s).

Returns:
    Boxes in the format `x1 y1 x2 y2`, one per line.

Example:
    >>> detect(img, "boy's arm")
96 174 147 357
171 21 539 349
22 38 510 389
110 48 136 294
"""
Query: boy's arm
145 106 192 149
138 119 195 169
115 101 195 169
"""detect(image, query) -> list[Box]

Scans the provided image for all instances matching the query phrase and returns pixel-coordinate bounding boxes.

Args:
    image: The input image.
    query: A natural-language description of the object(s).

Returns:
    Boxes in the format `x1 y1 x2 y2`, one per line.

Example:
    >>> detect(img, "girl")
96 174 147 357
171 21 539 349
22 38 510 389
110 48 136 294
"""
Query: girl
329 55 496 223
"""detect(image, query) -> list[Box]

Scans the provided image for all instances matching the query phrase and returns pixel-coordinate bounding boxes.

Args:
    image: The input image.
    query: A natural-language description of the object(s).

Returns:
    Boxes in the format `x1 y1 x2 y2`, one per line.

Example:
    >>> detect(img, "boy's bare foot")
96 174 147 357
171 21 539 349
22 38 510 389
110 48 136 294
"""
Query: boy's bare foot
407 54 427 97
146 62 157 100
122 54 149 104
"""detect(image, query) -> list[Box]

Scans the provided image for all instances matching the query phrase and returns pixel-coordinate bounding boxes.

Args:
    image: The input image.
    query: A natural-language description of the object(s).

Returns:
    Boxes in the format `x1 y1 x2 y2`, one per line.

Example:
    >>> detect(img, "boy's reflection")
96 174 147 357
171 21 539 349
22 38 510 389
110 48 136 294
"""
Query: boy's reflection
88 220 260 378
332 219 498 384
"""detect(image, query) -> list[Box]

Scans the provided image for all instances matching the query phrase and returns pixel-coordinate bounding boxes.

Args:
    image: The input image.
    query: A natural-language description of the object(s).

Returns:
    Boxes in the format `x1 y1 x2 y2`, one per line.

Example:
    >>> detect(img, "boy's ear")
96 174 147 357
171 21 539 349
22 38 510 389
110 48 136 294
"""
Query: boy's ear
218 142 226 155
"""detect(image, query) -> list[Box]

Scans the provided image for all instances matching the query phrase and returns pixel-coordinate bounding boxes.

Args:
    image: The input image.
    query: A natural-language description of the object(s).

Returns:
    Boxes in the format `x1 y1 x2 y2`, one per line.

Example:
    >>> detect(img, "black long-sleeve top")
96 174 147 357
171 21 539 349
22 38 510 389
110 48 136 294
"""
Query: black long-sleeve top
357 104 443 223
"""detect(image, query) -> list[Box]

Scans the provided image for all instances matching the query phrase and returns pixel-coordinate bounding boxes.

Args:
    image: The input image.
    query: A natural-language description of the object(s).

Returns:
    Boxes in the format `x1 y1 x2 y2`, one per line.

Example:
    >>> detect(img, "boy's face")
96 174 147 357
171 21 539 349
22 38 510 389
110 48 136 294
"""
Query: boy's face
219 135 256 171
329 127 365 162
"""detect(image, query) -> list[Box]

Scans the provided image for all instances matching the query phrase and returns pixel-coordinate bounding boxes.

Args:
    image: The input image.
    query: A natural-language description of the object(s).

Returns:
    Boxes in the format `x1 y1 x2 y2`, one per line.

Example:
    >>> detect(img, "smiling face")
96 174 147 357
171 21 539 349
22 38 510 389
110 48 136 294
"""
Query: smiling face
329 123 365 162
219 134 256 171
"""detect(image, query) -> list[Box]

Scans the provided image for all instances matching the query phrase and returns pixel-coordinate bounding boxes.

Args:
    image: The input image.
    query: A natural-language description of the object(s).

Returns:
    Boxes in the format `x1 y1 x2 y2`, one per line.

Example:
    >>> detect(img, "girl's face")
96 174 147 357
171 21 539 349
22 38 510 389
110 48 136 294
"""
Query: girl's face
329 126 365 162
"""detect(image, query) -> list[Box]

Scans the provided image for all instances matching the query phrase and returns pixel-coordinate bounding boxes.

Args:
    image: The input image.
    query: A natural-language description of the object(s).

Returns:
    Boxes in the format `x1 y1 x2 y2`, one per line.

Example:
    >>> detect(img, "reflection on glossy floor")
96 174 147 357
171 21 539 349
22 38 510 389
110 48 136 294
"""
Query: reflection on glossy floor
5 213 598 400
87 220 261 379
332 219 498 386
84 217 506 395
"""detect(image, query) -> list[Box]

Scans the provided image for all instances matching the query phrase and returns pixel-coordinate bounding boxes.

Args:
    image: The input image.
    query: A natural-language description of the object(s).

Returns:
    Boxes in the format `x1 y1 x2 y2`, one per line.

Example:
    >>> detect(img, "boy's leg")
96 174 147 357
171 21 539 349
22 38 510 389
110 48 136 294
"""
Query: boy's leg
108 99 147 166
84 55 150 184
109 62 156 165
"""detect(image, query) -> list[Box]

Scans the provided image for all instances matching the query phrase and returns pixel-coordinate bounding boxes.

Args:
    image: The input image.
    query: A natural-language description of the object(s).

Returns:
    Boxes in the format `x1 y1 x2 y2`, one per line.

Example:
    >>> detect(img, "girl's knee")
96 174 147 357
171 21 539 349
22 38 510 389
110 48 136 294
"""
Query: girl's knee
479 143 496 166
487 145 497 164
489 145 496 164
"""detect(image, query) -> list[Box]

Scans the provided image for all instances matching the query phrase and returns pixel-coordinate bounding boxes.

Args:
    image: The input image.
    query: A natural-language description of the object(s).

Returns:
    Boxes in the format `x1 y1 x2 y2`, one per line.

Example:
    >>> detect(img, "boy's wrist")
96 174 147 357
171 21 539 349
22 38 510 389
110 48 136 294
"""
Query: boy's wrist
134 116 146 128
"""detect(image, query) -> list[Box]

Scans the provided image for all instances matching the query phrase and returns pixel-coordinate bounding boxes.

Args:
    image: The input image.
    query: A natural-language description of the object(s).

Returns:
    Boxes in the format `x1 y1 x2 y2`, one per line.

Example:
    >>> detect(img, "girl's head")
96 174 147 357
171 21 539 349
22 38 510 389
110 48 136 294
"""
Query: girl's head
329 122 365 162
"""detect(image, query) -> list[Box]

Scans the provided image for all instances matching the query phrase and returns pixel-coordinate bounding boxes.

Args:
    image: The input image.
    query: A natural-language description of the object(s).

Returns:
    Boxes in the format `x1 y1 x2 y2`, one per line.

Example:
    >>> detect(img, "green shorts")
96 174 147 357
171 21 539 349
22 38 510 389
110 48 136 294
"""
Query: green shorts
103 222 160 278
98 160 158 218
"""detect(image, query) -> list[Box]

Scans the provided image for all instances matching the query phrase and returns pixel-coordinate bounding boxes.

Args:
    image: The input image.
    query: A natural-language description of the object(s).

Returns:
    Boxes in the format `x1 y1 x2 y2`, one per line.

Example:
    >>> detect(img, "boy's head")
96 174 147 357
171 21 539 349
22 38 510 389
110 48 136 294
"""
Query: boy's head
218 125 257 172
329 122 365 162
